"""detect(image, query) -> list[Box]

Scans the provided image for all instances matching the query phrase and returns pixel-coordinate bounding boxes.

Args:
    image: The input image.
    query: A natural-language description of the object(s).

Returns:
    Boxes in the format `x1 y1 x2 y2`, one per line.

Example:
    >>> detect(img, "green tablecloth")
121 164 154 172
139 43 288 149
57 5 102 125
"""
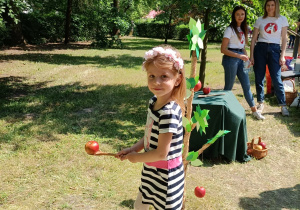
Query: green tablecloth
189 90 251 162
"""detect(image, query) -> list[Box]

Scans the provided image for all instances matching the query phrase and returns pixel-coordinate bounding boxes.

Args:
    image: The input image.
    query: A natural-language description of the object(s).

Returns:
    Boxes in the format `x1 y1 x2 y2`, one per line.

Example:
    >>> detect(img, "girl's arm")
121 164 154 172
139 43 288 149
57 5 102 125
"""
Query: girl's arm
125 132 172 163
116 137 144 160
220 37 248 61
280 26 288 66
250 27 259 65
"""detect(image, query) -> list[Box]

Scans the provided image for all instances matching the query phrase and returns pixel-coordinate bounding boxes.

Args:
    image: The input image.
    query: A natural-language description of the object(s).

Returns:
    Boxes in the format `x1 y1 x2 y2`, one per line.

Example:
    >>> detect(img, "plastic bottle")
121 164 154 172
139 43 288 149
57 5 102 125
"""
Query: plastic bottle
243 60 251 74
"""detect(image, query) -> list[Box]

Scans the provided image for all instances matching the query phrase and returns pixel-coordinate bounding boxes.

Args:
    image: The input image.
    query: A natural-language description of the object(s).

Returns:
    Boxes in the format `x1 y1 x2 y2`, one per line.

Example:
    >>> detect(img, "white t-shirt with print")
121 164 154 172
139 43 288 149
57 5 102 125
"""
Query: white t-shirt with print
254 16 288 44
223 26 246 49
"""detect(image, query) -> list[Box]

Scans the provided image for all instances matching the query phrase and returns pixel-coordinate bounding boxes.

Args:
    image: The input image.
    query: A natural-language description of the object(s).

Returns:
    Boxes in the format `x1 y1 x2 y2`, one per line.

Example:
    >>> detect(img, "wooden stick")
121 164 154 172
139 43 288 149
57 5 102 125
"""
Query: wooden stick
197 143 211 156
94 151 116 156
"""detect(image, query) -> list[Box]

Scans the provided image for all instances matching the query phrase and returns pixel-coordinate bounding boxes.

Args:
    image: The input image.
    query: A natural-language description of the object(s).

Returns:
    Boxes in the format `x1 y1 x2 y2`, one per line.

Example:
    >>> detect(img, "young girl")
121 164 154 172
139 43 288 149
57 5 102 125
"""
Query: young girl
116 45 186 210
221 5 265 120
250 0 289 116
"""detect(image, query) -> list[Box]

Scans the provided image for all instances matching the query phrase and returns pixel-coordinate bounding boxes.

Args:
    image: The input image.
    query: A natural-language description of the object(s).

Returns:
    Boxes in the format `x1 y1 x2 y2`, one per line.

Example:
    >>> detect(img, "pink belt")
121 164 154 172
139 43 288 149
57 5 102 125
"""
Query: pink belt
145 156 182 169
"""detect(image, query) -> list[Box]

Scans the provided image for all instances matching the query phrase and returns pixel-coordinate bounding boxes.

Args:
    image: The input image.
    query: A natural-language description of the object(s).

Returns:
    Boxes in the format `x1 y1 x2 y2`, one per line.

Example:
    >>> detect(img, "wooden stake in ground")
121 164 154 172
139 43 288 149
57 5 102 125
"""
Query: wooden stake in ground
181 50 198 210
181 17 229 209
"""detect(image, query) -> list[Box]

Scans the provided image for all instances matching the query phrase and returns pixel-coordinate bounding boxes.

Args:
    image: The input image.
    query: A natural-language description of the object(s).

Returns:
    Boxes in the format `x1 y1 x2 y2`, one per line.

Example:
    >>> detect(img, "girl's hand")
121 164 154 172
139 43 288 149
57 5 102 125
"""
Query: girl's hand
239 54 249 61
116 147 132 160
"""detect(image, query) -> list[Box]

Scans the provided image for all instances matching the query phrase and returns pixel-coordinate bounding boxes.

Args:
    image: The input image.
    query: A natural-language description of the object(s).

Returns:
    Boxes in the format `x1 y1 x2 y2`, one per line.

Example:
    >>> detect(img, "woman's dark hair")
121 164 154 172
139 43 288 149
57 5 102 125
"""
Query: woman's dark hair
229 5 248 44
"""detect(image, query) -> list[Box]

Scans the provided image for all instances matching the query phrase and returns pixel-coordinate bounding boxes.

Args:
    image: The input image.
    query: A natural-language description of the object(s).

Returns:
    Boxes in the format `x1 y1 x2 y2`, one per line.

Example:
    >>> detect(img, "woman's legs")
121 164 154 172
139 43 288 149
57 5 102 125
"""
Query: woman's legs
237 67 265 119
222 55 239 90
236 64 255 108
267 44 286 106
134 191 149 210
253 43 268 104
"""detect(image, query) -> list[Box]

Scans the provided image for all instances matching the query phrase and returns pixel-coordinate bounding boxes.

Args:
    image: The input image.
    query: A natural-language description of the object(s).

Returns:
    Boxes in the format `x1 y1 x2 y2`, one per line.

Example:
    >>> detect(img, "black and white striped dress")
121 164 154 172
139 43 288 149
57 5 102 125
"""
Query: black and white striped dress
139 96 185 210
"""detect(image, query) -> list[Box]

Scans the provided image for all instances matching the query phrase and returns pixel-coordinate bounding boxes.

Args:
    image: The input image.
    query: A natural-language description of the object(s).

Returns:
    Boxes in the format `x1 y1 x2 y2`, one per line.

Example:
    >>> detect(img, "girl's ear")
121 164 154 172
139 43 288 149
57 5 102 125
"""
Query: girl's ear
175 73 183 87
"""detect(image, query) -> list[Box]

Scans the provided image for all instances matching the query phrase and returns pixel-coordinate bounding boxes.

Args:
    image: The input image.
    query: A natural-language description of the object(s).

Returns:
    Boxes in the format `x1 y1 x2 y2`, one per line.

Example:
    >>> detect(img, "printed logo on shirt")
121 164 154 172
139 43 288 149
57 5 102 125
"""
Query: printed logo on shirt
264 23 278 34
239 31 245 44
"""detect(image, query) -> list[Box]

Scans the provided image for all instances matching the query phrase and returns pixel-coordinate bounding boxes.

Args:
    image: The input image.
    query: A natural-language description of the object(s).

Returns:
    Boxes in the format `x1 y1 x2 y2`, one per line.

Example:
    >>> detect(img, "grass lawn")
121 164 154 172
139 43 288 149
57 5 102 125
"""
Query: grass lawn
0 37 300 209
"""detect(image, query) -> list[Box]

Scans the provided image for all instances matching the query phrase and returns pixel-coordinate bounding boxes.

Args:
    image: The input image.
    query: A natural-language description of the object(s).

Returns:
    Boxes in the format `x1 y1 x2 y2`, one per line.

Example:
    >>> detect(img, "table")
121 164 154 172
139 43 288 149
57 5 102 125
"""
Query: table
281 70 300 80
189 90 251 162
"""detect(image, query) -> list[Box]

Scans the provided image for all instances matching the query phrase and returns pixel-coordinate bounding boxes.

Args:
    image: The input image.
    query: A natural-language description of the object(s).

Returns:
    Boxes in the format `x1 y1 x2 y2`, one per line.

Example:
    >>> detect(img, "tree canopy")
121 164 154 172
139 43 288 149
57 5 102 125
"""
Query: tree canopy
0 0 299 46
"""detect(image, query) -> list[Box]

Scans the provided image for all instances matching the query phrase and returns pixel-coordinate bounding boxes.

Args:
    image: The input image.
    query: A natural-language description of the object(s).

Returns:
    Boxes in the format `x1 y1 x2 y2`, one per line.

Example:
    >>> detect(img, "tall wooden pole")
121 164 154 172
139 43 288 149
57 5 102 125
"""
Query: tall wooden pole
182 50 197 210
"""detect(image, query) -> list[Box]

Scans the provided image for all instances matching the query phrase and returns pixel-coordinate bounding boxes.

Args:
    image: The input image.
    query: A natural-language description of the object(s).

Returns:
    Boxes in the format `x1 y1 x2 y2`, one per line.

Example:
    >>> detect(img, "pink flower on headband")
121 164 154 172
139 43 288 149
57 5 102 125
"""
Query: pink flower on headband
143 47 184 71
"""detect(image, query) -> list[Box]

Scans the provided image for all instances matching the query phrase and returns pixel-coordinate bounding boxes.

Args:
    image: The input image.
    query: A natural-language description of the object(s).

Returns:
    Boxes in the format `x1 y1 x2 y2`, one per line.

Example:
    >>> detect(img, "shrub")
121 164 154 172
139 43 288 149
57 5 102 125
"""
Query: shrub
174 24 190 40
0 22 8 46
134 21 175 39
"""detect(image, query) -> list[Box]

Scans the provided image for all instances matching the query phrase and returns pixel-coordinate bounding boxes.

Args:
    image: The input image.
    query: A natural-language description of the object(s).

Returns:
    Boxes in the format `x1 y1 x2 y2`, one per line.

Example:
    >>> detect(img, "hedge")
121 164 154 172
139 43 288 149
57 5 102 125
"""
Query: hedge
134 21 223 42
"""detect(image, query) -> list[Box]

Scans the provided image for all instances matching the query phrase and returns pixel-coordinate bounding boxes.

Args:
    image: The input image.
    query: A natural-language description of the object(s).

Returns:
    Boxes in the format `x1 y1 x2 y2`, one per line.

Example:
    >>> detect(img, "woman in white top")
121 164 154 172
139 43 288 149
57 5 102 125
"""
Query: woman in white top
250 0 289 116
221 5 264 120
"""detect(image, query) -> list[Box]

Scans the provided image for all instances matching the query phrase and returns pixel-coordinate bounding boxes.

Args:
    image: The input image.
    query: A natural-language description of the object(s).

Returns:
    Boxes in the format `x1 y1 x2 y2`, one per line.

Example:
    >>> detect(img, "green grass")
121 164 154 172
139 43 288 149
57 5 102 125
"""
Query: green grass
0 37 300 209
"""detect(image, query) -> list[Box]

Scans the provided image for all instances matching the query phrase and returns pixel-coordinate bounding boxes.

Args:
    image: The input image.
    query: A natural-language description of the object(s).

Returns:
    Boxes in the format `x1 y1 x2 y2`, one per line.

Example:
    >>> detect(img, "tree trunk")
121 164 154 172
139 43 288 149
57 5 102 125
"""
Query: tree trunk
2 1 24 46
64 0 73 45
182 50 197 210
199 8 210 87
112 0 120 36
164 11 172 44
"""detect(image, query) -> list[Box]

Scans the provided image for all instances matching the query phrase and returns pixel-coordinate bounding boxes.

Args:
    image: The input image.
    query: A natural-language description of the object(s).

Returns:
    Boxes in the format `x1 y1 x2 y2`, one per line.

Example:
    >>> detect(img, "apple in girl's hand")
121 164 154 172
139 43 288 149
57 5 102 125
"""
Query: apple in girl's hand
258 142 267 149
203 87 211 95
194 81 202 92
85 141 99 155
194 186 206 198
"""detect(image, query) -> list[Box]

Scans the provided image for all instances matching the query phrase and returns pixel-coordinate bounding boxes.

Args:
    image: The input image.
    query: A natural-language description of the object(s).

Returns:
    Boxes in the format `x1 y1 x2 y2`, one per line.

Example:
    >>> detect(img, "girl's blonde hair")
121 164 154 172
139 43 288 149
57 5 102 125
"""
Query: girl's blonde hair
143 45 186 113
263 0 280 18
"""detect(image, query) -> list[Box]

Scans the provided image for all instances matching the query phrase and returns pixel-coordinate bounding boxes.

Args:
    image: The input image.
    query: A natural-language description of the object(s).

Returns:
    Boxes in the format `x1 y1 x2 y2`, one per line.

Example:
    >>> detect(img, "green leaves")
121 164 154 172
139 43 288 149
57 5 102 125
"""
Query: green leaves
187 18 207 59
191 159 203 167
182 116 192 132
207 130 231 144
185 76 199 100
182 105 210 135
191 105 210 135
186 151 198 161
186 76 199 90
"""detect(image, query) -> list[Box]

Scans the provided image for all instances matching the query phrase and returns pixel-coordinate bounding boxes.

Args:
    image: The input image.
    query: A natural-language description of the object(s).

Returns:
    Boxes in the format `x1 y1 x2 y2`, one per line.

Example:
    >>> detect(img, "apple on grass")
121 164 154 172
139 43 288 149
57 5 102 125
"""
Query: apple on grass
194 186 206 198
203 87 211 95
258 141 267 149
194 81 202 92
85 141 99 155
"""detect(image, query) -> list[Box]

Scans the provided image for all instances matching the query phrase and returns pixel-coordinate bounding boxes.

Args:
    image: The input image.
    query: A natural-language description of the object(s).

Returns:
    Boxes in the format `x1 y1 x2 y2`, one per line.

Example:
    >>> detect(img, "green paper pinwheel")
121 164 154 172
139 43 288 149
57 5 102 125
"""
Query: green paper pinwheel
186 18 207 59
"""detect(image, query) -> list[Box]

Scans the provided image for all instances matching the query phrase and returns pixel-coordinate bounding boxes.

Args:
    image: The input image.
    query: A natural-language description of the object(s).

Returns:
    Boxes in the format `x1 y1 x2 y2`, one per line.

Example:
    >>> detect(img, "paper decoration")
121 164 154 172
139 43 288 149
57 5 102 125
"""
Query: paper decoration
187 18 207 59
191 105 210 135
207 130 231 144
185 76 199 100
191 159 203 167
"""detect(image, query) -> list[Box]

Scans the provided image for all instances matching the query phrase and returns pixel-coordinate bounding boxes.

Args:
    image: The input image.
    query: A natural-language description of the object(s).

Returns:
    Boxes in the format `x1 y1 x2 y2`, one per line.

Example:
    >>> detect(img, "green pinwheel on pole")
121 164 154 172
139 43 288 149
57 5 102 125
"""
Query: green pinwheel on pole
187 18 207 60
181 18 230 209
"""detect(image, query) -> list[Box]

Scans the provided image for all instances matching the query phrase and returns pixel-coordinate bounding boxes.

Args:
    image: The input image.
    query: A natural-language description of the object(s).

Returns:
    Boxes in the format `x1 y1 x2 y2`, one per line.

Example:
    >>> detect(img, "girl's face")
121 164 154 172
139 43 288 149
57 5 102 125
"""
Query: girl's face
147 63 181 101
266 1 276 17
235 9 245 26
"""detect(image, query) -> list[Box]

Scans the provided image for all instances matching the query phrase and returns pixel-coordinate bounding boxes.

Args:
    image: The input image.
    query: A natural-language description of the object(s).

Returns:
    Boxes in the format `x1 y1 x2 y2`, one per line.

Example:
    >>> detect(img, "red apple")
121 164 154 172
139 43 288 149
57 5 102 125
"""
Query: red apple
194 81 202 92
203 87 211 95
258 142 267 149
194 186 206 198
85 141 99 155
